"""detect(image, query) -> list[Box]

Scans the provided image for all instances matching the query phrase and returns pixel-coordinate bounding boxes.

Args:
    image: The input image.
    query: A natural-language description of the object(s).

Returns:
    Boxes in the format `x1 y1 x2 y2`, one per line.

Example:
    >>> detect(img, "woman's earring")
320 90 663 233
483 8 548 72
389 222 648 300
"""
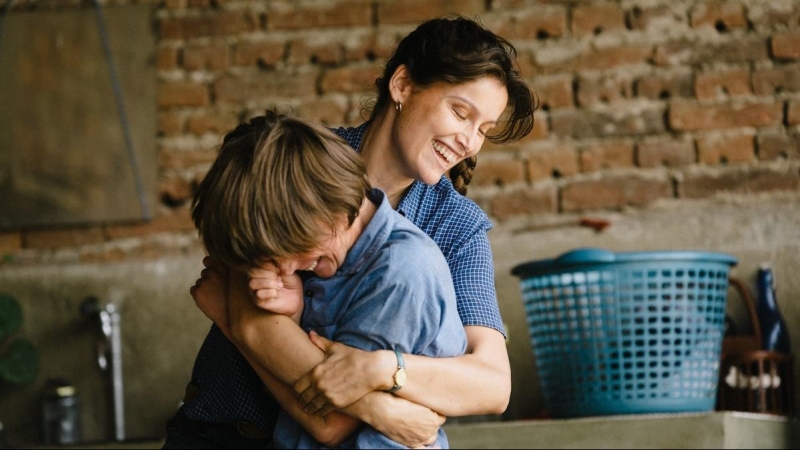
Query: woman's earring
395 101 402 113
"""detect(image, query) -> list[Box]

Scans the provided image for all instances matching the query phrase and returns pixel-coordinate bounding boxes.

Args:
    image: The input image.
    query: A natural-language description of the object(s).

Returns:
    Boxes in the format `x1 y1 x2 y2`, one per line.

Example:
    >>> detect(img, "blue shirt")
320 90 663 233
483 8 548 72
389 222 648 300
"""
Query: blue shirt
182 121 504 436
274 188 467 449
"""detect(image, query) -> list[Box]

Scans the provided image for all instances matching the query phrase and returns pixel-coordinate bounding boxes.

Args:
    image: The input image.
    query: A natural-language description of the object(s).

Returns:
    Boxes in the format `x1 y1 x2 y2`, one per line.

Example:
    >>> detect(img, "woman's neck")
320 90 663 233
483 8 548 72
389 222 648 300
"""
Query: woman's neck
360 117 414 210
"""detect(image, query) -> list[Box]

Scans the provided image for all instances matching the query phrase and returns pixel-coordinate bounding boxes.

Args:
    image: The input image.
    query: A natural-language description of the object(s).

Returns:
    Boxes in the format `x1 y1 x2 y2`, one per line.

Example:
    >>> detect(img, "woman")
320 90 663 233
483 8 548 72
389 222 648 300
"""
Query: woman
166 14 537 449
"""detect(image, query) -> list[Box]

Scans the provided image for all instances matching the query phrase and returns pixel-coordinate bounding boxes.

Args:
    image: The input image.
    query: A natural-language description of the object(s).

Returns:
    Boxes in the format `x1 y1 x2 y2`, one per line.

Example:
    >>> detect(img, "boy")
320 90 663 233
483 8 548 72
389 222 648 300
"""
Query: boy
187 111 466 448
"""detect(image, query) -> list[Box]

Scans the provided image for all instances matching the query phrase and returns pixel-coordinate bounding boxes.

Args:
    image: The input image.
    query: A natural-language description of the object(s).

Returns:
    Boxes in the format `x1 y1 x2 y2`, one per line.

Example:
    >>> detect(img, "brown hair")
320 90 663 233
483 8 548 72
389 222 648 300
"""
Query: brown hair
368 15 538 195
192 111 371 271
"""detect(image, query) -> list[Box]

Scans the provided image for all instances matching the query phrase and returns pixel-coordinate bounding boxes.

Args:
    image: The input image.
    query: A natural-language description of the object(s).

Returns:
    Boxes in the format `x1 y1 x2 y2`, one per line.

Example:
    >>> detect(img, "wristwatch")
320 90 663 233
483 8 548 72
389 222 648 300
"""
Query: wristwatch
386 348 406 393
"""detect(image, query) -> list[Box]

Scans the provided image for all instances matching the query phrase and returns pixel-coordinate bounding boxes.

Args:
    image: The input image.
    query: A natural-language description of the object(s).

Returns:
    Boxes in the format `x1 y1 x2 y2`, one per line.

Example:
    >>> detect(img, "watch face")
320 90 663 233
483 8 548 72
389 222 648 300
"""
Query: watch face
395 368 407 387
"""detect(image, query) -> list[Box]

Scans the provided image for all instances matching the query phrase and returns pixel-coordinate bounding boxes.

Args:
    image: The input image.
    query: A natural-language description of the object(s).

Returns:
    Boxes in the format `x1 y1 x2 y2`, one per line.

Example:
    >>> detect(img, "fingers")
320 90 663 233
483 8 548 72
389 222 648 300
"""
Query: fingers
302 395 328 415
248 274 282 292
308 330 334 352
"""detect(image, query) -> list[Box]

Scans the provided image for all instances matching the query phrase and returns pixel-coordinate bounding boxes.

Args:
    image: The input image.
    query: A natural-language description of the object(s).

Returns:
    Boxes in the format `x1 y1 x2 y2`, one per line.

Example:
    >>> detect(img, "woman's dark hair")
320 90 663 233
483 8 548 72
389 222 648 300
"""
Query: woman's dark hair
369 15 538 195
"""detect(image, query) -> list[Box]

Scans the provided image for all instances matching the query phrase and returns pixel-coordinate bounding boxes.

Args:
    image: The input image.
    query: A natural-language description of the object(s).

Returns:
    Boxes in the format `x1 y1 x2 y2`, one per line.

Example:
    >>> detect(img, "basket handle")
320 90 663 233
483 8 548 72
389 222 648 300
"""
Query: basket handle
728 277 763 350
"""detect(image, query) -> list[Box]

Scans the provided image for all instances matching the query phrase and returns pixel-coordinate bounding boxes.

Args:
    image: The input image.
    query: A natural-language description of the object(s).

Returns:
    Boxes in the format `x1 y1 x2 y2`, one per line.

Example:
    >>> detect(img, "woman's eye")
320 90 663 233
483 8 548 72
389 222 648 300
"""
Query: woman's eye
453 108 467 120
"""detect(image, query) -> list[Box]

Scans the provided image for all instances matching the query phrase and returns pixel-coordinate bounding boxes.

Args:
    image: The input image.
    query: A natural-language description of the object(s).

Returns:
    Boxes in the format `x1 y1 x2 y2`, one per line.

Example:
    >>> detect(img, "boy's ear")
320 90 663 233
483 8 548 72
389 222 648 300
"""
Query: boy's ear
389 64 412 105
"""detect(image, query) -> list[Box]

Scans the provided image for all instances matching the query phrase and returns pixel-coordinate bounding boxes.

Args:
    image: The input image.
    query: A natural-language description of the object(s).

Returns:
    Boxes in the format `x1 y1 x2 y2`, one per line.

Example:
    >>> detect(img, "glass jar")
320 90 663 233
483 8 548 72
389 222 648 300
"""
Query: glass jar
42 379 83 445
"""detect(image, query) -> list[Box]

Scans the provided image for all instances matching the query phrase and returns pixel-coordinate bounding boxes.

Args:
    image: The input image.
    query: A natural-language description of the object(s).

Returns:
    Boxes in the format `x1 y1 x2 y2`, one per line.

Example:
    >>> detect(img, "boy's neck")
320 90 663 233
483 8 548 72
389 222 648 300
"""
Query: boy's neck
342 194 378 251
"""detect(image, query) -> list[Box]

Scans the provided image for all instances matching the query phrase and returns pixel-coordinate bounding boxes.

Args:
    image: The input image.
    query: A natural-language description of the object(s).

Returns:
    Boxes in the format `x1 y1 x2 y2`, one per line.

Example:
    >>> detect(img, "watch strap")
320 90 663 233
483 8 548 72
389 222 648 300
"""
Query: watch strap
386 348 406 393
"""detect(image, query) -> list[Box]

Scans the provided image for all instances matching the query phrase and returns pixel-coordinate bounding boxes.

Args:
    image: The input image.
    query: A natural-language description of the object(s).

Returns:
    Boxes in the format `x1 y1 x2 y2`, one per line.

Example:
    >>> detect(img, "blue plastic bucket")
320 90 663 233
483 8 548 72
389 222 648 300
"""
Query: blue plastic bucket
511 248 738 418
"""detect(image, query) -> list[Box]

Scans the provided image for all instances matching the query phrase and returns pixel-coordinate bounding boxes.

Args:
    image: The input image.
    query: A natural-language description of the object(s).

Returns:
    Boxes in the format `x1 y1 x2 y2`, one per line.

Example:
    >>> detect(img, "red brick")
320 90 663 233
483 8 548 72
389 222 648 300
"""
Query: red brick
489 186 558 220
471 155 526 187
538 44 652 74
214 70 319 103
158 112 185 136
771 32 800 60
288 35 343 65
636 138 695 168
159 147 218 169
159 11 257 40
158 81 209 107
690 2 747 32
696 133 755 165
756 132 799 160
752 64 800 95
636 72 693 100
787 100 800 125
532 75 574 111
342 29 398 62
509 6 568 40
695 69 752 100
669 101 783 131
163 0 187 9
187 111 239 135
104 207 195 240
576 74 633 107
571 2 625 37
524 144 579 181
561 176 673 212
23 228 105 250
269 0 372 29
579 140 635 173
551 105 666 138
294 95 350 126
680 166 800 199
654 37 768 67
156 46 179 71
320 64 381 94
377 0 485 25
235 40 287 67
184 42 230 71
0 232 22 254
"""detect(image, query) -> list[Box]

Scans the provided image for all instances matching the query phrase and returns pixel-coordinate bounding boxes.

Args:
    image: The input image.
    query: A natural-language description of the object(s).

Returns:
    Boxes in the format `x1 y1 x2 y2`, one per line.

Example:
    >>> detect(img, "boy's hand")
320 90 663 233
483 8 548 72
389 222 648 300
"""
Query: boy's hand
190 255 232 336
248 263 304 322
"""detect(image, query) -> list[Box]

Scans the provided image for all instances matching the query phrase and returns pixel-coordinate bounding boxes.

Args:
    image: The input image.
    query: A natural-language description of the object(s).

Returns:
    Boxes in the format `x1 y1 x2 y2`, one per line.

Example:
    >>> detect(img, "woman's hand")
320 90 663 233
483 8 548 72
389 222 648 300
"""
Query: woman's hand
190 255 232 337
350 392 444 448
294 331 394 411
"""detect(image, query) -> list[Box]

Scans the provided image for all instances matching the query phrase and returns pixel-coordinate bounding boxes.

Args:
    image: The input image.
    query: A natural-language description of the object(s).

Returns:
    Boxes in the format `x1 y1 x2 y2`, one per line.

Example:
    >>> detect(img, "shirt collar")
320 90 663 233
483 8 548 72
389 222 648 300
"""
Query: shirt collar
340 188 394 275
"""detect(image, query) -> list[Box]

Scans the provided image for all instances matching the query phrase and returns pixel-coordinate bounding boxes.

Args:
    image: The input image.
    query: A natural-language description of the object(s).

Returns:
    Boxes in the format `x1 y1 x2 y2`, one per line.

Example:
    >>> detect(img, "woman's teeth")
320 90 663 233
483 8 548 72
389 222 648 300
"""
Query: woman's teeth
432 141 456 164
306 259 318 271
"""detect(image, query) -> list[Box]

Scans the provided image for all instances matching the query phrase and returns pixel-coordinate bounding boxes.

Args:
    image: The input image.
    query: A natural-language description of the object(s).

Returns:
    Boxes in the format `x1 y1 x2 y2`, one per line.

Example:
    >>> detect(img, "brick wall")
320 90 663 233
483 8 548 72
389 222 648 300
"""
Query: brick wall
2 0 799 265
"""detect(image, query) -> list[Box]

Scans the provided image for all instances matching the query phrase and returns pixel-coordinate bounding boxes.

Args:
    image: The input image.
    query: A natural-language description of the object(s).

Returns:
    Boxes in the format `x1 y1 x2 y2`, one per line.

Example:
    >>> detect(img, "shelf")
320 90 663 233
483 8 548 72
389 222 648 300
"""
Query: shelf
444 411 799 449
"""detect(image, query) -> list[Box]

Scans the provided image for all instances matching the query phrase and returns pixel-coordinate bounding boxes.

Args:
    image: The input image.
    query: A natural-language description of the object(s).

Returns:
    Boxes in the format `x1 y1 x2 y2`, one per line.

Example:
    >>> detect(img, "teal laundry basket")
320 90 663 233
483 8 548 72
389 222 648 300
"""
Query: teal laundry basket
511 248 738 418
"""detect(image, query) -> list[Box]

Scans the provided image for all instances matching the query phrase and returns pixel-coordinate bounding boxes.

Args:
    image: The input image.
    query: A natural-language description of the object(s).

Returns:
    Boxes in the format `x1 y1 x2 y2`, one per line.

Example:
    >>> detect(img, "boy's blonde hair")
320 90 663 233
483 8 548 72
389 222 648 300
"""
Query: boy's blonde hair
192 111 371 271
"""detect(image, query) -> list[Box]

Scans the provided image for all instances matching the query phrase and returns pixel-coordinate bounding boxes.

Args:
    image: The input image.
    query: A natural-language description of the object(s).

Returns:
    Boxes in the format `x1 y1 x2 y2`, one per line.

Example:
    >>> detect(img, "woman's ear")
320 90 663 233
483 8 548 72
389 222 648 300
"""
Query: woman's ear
389 64 412 104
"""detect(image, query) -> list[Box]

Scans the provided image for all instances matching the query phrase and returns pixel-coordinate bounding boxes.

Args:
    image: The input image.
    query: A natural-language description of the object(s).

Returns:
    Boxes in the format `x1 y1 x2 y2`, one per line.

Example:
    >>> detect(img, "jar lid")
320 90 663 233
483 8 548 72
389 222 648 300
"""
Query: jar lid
55 385 76 397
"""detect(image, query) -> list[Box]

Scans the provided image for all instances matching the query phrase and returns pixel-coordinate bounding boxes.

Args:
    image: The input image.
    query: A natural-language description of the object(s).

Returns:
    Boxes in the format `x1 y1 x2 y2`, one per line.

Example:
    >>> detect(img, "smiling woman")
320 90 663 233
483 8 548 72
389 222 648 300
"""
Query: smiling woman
168 14 538 449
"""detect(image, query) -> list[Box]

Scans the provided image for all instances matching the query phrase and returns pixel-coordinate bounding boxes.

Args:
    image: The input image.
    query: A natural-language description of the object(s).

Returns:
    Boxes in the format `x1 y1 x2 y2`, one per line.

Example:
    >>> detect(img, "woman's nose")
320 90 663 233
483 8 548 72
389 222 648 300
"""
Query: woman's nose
457 127 481 155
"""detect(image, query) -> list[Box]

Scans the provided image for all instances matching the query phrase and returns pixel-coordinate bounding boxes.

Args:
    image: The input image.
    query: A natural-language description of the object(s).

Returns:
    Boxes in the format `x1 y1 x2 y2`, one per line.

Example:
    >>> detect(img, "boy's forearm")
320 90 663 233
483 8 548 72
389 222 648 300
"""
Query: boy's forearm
227 269 322 382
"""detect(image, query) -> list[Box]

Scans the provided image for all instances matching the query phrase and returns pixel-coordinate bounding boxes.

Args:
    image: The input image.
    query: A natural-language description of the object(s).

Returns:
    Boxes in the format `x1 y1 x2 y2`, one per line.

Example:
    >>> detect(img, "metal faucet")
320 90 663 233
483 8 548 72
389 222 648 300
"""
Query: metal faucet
80 296 125 442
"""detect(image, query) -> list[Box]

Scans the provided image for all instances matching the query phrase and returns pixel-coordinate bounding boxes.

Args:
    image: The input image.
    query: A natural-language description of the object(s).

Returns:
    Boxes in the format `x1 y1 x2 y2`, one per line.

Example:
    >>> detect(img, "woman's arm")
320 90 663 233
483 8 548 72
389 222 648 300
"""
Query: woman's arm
296 325 510 417
193 259 441 446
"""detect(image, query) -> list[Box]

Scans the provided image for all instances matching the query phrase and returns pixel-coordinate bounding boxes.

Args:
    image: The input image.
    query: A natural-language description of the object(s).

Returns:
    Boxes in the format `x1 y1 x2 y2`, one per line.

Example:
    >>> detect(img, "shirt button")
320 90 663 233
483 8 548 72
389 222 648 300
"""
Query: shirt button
305 290 313 297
